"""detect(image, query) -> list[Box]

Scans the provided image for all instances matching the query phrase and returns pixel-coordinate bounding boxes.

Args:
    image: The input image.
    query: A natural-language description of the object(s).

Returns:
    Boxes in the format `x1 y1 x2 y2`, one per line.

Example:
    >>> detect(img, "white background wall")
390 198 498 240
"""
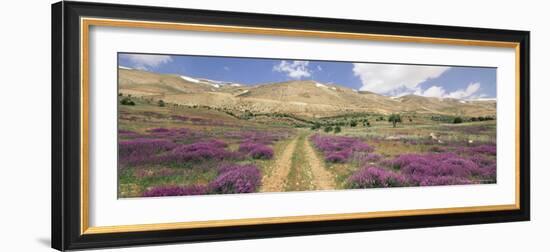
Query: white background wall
0 0 546 251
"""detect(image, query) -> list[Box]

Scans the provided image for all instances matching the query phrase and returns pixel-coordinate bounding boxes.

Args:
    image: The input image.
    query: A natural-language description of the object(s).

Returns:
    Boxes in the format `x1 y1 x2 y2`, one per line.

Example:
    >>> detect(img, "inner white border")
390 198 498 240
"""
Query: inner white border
88 23 516 227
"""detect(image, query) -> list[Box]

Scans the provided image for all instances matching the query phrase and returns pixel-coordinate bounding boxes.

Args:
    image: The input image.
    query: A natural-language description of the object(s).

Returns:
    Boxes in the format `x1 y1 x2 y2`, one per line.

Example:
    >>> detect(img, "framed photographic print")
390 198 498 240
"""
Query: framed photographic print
52 1 530 250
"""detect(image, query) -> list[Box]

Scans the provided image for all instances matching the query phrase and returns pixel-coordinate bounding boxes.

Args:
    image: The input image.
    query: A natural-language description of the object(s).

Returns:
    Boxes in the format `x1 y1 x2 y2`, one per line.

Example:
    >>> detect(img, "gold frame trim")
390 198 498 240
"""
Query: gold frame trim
80 17 522 235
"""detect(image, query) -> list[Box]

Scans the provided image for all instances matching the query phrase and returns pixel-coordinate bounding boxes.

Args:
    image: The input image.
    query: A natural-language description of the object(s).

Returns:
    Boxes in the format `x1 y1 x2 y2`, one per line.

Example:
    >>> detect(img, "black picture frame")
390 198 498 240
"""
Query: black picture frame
52 1 530 251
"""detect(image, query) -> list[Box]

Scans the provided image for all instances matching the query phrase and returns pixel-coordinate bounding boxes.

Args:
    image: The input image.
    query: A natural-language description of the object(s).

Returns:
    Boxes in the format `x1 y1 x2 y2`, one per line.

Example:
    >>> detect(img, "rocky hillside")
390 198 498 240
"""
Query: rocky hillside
118 68 496 118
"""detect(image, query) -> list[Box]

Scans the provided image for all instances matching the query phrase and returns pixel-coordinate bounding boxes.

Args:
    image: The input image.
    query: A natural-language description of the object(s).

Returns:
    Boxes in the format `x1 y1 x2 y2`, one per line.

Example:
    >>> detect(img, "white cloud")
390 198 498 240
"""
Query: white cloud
447 82 481 99
416 86 446 98
352 63 450 94
223 66 230 71
121 54 172 70
273 60 311 79
317 65 323 71
413 82 482 99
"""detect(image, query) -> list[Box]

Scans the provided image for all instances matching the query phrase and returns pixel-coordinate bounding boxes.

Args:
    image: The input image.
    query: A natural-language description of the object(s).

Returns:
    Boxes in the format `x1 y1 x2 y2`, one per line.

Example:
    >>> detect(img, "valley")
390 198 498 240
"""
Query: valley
117 67 497 198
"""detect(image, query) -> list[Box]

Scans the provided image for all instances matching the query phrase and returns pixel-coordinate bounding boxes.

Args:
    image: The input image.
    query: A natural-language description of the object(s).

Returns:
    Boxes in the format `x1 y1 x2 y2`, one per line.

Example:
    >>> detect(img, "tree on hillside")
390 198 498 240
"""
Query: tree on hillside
453 117 463 124
334 126 341 133
324 126 333 133
158 99 165 107
350 120 357 127
310 122 321 130
120 97 135 106
388 114 402 128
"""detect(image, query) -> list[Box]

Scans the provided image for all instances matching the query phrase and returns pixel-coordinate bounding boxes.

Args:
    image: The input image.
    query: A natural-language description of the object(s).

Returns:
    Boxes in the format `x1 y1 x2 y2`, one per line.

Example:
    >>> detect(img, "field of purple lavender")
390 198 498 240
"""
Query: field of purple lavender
118 96 496 198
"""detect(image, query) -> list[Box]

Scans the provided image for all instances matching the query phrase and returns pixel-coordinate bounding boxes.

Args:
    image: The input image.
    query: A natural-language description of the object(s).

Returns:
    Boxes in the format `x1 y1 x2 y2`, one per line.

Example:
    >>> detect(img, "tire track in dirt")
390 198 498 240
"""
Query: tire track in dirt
260 137 298 192
303 134 336 190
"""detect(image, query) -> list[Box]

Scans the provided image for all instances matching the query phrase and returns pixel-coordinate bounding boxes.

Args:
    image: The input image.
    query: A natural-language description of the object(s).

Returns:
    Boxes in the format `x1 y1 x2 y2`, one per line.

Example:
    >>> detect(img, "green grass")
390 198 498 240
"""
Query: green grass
118 166 219 198
285 133 315 191
117 97 300 197
117 96 496 196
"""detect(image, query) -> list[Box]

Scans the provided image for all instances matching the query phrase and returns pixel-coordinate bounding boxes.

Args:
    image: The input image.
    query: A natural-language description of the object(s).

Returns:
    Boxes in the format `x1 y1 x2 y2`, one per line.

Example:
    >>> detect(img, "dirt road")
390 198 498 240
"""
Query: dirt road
260 133 335 192
260 137 298 192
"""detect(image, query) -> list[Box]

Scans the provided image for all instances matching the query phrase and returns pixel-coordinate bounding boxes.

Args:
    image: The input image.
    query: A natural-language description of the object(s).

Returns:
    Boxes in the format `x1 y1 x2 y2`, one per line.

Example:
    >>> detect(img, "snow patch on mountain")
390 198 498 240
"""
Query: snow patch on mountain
466 98 497 102
179 75 244 88
180 75 201 83
315 82 328 88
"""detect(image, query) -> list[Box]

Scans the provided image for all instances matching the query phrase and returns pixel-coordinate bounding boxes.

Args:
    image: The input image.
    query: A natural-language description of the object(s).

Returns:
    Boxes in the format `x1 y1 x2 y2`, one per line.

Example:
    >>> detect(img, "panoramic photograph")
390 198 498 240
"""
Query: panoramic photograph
117 53 497 198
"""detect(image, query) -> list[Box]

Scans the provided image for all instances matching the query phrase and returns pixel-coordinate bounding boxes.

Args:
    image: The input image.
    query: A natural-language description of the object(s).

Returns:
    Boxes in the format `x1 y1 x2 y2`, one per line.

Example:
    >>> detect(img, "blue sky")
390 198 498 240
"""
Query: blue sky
119 53 496 99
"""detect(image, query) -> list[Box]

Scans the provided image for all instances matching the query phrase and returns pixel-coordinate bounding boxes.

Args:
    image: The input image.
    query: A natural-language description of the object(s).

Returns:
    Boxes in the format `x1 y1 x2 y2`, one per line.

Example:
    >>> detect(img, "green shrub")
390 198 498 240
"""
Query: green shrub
453 117 463 124
120 97 135 106
310 122 321 130
362 119 371 127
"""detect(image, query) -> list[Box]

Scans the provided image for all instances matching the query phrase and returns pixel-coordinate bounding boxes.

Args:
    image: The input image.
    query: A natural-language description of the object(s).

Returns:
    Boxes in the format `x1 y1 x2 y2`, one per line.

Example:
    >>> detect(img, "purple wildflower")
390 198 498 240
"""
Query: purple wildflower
365 153 383 162
249 146 274 159
347 166 407 188
159 139 233 164
146 127 197 140
171 115 189 121
385 152 484 186
118 138 177 167
326 152 348 163
148 128 170 133
310 134 374 163
238 142 274 160
209 164 261 194
238 142 262 153
470 144 497 156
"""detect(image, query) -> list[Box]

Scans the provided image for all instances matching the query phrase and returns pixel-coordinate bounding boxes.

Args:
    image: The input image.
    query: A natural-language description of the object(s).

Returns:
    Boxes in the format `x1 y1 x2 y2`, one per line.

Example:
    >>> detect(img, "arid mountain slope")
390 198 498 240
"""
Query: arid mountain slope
119 68 496 117
396 95 496 116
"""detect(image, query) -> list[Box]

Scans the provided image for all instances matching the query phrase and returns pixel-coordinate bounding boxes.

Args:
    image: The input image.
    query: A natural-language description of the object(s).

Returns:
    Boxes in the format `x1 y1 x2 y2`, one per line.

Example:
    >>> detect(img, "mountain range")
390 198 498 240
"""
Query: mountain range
118 67 496 118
